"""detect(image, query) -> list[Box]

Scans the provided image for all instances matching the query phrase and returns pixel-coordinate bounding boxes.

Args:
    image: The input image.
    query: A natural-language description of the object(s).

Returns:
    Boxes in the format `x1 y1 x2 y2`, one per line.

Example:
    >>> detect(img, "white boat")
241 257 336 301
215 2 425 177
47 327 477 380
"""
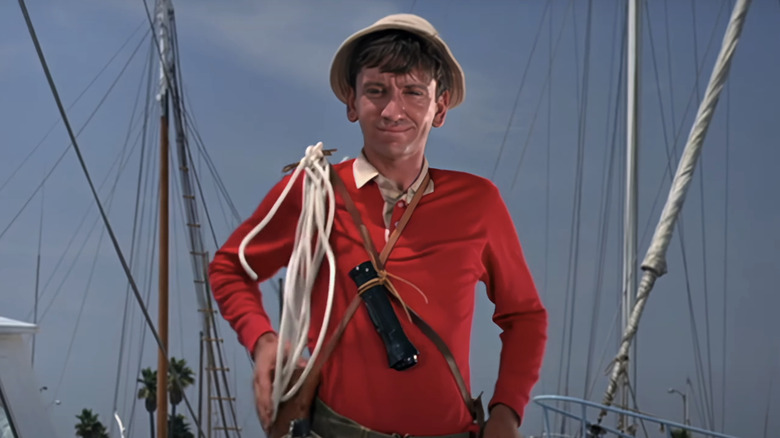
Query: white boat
0 316 59 438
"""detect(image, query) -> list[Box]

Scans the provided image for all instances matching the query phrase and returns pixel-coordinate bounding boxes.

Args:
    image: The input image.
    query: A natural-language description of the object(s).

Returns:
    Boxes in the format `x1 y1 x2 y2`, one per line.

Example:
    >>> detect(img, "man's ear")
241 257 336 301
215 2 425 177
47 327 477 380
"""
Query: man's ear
432 90 450 128
346 89 358 123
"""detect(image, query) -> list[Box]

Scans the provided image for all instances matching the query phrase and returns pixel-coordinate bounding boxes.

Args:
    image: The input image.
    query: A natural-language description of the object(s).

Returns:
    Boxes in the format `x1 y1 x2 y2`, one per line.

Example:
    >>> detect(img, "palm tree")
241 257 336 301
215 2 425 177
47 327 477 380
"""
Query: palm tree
74 408 109 438
671 429 692 438
137 367 158 438
168 414 195 438
168 357 195 436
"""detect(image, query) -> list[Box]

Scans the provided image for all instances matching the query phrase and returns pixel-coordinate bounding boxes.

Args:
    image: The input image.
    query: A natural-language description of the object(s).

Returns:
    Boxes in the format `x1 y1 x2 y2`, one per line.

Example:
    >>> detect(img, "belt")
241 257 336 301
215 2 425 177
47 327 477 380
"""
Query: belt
310 398 472 438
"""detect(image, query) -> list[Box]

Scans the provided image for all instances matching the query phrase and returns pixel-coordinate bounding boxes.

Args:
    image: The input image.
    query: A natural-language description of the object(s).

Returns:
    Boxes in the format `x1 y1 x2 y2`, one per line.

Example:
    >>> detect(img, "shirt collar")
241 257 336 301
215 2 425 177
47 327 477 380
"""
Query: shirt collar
353 151 434 196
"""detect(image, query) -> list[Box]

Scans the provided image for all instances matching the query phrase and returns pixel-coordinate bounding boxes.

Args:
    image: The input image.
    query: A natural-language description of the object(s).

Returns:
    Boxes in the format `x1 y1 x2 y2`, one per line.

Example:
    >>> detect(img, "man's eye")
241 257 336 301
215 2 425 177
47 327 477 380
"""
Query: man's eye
365 88 383 95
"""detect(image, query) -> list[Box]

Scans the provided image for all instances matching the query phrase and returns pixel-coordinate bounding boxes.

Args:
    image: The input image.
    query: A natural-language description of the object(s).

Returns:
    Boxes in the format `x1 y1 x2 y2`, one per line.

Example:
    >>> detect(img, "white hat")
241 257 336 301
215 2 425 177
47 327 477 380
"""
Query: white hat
329 13 466 108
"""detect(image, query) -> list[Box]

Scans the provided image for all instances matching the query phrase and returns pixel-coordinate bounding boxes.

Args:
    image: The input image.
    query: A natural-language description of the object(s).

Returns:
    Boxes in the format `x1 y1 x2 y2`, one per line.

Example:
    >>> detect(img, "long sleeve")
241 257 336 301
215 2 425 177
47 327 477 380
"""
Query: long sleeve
208 174 302 354
480 184 548 423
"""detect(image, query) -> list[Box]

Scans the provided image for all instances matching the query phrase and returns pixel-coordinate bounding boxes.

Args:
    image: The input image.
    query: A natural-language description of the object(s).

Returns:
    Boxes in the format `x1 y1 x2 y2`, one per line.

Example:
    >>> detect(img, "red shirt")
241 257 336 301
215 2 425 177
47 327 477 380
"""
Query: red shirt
208 160 547 435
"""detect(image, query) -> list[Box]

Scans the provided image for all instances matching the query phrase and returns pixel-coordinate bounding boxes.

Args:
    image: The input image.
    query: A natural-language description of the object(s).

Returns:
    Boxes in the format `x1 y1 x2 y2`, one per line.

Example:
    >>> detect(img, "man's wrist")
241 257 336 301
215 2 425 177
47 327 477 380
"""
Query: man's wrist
252 331 277 360
489 403 521 427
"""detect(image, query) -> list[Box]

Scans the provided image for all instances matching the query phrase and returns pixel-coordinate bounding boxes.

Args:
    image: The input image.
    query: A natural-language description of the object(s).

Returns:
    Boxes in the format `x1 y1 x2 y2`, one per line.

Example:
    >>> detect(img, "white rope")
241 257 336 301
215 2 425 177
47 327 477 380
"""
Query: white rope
600 0 751 416
237 142 337 421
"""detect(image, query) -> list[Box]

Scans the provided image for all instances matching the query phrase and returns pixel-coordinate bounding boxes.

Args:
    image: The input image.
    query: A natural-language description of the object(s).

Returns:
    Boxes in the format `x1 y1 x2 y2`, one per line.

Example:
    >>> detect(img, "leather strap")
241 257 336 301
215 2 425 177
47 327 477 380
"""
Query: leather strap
290 167 430 407
329 168 382 269
328 168 430 270
378 172 430 268
408 308 484 427
270 295 363 438
312 397 472 438
291 165 481 428
329 167 482 427
296 294 363 403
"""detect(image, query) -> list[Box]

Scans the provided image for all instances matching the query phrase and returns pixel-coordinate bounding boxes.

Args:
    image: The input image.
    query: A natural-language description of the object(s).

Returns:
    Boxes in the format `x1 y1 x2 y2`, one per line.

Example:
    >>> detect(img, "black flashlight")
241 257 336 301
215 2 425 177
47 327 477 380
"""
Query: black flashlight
349 261 419 370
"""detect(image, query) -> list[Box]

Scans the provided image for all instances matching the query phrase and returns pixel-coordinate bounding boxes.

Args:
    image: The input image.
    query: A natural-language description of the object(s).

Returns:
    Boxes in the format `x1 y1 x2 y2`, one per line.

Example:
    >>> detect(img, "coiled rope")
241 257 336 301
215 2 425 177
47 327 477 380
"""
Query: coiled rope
238 142 336 420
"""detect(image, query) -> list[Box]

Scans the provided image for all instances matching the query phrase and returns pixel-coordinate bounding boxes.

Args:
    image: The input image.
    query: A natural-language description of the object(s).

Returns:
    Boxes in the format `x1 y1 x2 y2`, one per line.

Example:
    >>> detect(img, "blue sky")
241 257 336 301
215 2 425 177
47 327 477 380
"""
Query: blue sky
1 1 779 437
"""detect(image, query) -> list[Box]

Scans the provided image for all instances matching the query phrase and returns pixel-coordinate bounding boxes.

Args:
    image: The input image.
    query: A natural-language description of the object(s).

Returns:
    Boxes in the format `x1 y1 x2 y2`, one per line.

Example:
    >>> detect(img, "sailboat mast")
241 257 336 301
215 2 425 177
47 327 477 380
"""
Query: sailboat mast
601 0 752 422
156 1 173 437
622 0 641 425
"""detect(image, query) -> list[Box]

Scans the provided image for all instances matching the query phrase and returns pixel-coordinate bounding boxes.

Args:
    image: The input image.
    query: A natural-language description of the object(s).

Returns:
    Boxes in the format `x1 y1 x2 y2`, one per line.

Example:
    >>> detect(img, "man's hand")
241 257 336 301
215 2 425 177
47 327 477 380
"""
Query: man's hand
253 332 279 431
482 404 523 438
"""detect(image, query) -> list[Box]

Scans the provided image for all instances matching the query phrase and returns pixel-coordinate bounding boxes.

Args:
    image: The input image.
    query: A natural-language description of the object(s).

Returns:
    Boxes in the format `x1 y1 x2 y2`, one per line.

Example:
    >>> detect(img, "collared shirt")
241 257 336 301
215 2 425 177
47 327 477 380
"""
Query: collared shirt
353 151 435 229
209 159 547 435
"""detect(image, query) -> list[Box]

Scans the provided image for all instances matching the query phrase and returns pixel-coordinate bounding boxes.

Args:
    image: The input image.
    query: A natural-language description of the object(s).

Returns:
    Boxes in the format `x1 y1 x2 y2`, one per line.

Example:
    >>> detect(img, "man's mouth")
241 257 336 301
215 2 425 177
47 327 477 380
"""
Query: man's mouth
378 125 410 133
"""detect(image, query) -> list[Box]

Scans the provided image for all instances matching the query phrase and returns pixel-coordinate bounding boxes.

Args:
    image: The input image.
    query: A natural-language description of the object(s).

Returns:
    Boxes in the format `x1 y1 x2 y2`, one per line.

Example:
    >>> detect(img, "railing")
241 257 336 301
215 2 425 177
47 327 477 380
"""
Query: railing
532 395 739 438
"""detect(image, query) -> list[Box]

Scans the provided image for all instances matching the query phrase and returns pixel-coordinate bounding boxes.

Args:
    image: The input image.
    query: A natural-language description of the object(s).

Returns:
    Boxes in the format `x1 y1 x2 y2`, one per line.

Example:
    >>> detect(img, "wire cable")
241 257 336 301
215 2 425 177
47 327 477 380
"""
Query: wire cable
563 0 594 405
690 1 718 427
0 22 147 197
720 79 730 433
584 0 625 401
168 19 242 431
638 0 729 249
643 4 715 426
53 84 147 402
16 2 205 436
111 31 155 432
507 0 575 191
643 1 733 430
1 25 149 245
552 2 585 428
490 0 553 181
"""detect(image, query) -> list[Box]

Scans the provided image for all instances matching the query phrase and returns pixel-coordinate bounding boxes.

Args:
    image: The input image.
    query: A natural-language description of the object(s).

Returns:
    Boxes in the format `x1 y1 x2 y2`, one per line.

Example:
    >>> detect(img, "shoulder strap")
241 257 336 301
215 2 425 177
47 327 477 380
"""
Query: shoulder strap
408 308 485 427
329 166 483 427
328 166 429 269
292 166 427 397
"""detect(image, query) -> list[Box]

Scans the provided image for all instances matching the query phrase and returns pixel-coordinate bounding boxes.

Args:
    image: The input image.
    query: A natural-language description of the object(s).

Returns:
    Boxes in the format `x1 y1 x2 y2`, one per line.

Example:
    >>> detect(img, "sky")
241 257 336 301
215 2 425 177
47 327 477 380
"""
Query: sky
1 1 779 437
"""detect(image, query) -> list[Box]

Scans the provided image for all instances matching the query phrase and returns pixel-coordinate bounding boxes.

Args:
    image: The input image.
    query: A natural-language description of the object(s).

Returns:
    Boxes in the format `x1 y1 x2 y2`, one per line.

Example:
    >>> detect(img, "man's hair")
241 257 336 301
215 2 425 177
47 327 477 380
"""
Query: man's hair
348 30 450 97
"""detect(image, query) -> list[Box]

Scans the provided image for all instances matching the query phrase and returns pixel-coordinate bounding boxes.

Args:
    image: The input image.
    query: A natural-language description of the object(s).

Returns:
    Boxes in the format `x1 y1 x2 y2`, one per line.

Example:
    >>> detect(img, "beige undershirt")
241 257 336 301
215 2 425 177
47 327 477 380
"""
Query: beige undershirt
352 152 434 236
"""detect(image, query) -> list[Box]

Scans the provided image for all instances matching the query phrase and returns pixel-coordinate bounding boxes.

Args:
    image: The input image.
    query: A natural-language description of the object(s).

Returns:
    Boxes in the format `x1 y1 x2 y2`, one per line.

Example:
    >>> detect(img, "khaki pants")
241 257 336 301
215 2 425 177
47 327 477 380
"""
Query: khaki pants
310 398 472 438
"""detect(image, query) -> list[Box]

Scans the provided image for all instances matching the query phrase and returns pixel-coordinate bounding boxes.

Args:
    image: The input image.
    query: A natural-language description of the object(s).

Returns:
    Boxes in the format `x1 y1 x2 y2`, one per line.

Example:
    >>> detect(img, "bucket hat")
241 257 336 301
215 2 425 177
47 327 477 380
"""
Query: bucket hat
329 13 466 108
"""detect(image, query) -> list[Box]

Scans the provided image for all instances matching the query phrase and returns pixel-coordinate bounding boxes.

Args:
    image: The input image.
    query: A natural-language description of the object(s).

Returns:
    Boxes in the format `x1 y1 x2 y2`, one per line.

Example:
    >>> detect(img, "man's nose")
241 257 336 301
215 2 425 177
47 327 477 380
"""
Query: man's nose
381 90 405 120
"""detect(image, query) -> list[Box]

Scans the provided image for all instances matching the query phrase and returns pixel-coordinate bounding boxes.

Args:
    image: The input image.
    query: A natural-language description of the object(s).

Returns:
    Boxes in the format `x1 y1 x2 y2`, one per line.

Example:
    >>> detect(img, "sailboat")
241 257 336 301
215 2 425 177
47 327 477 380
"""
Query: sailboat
2 1 247 437
533 0 758 437
0 1 778 437
0 316 59 437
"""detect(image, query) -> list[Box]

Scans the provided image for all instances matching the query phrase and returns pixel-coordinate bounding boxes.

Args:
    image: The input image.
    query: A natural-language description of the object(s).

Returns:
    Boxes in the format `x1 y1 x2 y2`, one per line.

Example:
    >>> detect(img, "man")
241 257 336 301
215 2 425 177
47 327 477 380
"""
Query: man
209 13 547 438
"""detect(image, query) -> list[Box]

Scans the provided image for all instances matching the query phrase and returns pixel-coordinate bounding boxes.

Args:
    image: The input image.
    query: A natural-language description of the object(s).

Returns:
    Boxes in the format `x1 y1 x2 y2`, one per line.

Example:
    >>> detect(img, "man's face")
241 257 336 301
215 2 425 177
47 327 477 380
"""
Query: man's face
347 66 449 164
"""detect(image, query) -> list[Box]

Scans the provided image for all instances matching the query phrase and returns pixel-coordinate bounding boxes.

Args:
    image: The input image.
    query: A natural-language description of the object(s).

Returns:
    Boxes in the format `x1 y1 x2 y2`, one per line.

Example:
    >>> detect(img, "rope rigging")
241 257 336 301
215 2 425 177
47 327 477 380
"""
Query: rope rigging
53 95 148 405
0 21 148 197
167 12 243 429
691 1 718 428
553 1 600 430
489 0 553 181
642 0 733 428
638 0 730 250
583 0 626 402
600 0 751 419
16 1 208 436
136 0 246 433
9 1 751 436
112 34 156 427
32 127 145 323
720 79 730 432
3 23 150 284
561 0 594 414
31 187 44 367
